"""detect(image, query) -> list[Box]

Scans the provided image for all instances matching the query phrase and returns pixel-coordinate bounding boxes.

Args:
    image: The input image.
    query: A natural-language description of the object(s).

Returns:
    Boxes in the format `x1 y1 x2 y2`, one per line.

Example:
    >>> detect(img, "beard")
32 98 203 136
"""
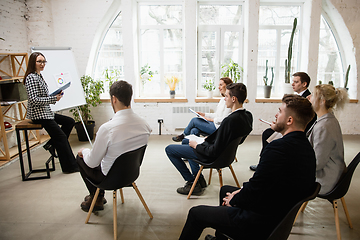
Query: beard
272 121 286 133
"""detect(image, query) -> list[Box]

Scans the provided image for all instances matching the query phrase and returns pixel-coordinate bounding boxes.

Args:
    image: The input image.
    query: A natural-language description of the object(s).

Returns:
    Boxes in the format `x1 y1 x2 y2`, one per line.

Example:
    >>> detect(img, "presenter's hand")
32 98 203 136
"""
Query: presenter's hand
56 91 63 101
189 140 198 149
78 148 85 158
222 188 241 207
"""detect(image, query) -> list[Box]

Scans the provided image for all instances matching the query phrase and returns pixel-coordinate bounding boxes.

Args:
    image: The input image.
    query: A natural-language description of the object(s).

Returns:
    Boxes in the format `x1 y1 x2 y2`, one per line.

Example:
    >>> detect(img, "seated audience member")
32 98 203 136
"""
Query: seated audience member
166 83 253 196
307 84 349 194
77 81 151 212
179 94 316 240
172 77 233 142
250 71 315 171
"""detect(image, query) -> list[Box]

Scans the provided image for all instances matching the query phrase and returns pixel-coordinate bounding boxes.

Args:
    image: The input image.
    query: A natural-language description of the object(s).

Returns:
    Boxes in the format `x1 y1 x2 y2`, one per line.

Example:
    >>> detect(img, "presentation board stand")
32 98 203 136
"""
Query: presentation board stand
77 108 93 147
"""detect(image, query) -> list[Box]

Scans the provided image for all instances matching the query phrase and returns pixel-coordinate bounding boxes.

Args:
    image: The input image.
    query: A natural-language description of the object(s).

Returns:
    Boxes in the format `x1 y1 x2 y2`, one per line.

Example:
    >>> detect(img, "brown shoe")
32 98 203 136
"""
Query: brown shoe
84 194 107 204
81 195 104 212
172 134 185 142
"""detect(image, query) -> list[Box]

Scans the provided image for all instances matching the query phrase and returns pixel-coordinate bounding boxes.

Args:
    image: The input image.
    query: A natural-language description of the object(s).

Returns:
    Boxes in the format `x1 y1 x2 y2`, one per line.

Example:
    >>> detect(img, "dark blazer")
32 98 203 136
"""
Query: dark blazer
301 88 311 98
229 131 316 239
194 109 253 163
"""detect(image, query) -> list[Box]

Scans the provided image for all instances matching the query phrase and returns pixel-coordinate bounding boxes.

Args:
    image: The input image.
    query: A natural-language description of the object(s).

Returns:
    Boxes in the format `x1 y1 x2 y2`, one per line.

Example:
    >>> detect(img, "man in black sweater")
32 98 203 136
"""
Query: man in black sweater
179 94 316 240
165 83 253 195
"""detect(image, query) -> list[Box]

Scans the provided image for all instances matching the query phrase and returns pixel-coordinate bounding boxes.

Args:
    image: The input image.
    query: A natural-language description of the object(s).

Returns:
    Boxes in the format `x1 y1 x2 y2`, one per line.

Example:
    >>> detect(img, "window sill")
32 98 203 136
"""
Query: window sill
134 98 188 103
195 98 221 103
255 98 359 103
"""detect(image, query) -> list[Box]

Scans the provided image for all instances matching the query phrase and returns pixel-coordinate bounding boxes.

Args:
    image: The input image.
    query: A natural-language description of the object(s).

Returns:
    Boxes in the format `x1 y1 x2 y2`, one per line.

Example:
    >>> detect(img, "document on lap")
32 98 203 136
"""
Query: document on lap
185 135 205 144
189 108 209 123
49 81 71 96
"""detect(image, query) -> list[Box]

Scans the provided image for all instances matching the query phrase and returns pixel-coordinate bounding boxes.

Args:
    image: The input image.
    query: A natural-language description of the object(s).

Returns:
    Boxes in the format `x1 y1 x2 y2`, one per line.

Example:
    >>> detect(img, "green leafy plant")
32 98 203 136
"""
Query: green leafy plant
285 18 297 83
262 60 274 87
203 79 216 91
140 64 158 84
103 69 121 90
221 59 243 83
69 75 104 124
328 80 334 86
344 65 350 89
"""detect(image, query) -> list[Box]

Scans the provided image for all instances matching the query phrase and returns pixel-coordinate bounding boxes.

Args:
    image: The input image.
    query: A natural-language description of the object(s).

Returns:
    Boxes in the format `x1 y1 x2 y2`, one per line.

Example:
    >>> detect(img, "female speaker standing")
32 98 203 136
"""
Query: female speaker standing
24 52 78 173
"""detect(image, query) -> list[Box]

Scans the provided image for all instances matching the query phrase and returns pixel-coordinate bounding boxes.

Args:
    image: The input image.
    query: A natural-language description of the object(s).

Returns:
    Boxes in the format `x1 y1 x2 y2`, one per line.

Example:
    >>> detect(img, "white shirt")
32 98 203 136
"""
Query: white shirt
204 97 231 129
82 108 152 175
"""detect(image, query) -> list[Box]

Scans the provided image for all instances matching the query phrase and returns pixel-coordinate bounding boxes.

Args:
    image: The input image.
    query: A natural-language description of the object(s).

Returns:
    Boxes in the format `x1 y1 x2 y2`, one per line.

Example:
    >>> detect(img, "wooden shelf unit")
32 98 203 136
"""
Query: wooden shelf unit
0 53 28 82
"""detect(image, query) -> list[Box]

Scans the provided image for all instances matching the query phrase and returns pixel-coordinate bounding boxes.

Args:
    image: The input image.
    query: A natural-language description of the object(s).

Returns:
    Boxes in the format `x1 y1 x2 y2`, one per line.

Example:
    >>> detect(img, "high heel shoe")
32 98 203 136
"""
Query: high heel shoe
43 143 58 158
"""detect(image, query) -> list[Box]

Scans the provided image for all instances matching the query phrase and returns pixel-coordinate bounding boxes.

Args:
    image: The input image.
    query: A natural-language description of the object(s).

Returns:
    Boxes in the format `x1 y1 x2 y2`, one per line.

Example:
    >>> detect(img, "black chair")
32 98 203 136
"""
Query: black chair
187 136 245 199
84 145 153 240
222 182 321 240
295 152 360 240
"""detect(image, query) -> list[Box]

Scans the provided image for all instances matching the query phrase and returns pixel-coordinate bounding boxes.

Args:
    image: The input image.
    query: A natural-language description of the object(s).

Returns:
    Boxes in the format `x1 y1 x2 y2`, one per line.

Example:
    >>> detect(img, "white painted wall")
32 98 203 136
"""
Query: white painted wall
1 0 359 138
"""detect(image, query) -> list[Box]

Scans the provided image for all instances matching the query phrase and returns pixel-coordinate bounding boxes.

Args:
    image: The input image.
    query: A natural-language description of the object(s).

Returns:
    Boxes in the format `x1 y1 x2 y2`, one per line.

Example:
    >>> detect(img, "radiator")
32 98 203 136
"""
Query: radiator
172 106 210 129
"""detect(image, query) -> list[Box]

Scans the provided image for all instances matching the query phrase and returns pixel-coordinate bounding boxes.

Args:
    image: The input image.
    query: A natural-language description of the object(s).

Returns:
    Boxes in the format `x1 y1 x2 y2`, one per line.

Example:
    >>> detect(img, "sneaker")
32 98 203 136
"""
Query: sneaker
84 194 107 204
249 164 258 171
177 181 203 195
81 195 104 212
172 134 185 142
198 174 207 188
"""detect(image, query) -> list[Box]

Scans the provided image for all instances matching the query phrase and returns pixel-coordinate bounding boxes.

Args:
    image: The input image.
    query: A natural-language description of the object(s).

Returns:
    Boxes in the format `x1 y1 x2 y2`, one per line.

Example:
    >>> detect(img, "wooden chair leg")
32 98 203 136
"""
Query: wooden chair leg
234 157 238 162
228 164 240 188
340 197 353 228
301 201 308 212
208 168 213 185
132 182 153 219
218 169 223 188
333 200 341 240
113 190 117 240
85 188 100 224
119 188 124 204
187 166 204 199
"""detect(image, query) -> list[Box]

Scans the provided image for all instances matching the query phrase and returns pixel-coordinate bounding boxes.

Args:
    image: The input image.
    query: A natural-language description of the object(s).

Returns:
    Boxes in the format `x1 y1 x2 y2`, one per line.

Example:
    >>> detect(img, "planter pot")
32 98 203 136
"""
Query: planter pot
282 83 294 95
170 90 175 99
206 91 213 98
74 121 95 141
264 86 272 98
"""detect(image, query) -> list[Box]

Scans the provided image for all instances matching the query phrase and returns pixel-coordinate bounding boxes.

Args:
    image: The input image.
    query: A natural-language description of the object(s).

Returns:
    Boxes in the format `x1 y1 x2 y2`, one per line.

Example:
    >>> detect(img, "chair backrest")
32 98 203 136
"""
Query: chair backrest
318 152 360 201
197 136 244 169
267 182 321 240
94 145 147 191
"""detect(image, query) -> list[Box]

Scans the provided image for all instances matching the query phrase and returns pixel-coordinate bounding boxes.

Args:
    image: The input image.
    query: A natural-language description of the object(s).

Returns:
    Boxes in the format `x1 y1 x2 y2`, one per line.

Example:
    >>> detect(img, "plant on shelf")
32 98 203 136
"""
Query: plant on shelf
344 64 350 89
203 79 216 91
103 69 121 90
284 18 297 84
165 76 180 98
221 59 243 83
69 75 104 141
140 64 157 84
262 60 274 87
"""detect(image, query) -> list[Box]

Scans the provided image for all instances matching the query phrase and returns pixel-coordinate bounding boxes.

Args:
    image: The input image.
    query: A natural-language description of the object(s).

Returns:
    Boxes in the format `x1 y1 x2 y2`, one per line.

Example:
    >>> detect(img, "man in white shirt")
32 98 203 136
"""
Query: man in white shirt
77 80 152 212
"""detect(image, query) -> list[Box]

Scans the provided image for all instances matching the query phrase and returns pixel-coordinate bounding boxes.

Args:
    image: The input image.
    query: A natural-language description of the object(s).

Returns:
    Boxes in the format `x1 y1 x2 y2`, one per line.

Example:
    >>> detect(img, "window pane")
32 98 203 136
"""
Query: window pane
317 15 343 87
140 5 182 25
258 29 277 86
259 6 300 25
199 5 242 25
223 31 240 65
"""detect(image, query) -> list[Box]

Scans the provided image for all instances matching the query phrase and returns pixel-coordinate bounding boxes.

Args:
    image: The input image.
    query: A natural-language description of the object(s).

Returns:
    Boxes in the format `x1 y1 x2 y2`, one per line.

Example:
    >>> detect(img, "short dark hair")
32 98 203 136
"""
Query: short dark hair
226 83 247 104
292 72 311 88
282 94 315 129
109 80 133 107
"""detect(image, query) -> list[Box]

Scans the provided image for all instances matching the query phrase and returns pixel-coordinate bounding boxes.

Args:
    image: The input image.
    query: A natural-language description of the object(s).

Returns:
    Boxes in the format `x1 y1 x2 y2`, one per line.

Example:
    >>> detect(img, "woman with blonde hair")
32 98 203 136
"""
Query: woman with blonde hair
307 84 349 194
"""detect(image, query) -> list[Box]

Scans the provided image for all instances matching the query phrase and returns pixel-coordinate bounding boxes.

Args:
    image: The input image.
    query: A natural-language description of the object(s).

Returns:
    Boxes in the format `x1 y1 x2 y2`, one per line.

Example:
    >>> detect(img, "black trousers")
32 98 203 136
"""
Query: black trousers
33 113 77 172
77 155 105 197
179 185 241 240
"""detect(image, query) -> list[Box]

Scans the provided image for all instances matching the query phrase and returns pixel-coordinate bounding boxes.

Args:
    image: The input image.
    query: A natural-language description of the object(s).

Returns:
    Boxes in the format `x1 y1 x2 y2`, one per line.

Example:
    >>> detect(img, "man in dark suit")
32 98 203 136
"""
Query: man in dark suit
250 72 314 171
165 83 253 195
179 94 316 240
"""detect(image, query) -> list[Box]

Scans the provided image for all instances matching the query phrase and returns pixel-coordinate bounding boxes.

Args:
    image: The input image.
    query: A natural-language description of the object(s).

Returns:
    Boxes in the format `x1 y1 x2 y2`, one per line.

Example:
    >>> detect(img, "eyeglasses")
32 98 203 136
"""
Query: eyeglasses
36 61 47 64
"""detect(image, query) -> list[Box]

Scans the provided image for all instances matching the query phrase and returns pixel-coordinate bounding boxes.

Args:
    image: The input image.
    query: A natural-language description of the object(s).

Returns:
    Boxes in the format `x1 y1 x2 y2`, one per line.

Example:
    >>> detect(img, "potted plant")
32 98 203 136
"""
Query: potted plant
140 64 157 84
165 76 180 98
284 18 297 93
203 79 216 98
263 60 274 98
103 68 121 90
221 59 243 83
69 75 104 141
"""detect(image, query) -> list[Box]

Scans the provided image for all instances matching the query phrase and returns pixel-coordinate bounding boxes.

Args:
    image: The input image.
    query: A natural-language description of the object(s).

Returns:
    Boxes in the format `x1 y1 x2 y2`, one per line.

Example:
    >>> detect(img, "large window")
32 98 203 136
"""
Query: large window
138 4 184 97
197 3 243 97
257 5 301 97
94 12 124 97
317 15 344 87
